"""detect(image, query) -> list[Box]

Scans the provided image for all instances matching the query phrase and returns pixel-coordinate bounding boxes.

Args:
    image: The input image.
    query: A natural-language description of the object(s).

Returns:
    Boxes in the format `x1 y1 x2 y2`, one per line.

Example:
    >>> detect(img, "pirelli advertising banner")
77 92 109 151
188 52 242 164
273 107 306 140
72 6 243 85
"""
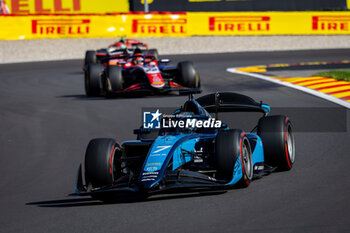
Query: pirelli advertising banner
1 15 125 39
6 0 129 14
192 12 350 36
1 12 350 40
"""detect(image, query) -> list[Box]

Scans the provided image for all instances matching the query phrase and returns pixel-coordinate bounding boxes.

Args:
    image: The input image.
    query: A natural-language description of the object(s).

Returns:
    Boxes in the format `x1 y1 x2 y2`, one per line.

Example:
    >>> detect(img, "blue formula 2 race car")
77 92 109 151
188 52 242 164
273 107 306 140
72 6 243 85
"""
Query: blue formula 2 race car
74 92 295 201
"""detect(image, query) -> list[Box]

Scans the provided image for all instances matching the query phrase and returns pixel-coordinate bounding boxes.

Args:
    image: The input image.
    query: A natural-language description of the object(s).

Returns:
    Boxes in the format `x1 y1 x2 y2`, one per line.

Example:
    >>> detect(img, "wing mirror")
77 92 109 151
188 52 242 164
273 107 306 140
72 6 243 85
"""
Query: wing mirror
159 59 171 63
133 128 151 135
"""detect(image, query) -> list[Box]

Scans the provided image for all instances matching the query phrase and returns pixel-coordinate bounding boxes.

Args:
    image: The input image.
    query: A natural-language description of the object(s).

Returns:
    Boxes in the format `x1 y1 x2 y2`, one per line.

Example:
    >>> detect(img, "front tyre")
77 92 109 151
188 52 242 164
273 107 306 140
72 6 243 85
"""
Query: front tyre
104 66 123 98
257 115 295 171
215 129 253 187
177 61 200 88
84 138 119 189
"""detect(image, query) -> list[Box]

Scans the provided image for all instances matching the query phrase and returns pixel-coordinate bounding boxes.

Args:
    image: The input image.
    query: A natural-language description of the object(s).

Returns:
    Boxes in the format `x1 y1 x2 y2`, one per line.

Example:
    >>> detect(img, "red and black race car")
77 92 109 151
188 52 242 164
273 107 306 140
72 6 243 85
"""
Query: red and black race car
84 52 201 98
109 38 149 50
83 38 159 70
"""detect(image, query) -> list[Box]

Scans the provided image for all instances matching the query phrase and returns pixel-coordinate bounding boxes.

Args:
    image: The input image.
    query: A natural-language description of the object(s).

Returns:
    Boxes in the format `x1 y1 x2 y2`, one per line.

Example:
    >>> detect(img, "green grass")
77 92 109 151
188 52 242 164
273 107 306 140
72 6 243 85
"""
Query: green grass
312 70 350 82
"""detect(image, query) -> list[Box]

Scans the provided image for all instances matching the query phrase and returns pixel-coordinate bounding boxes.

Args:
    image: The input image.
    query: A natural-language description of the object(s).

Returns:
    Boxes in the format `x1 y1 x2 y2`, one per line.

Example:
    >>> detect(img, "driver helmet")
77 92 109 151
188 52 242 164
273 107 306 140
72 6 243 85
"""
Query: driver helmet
133 48 142 56
144 57 152 63
133 56 144 65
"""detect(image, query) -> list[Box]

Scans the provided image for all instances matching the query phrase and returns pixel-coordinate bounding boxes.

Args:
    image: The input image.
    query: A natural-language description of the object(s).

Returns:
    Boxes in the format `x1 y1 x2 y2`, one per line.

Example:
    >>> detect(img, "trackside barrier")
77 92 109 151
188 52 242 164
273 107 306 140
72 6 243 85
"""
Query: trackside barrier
1 11 350 40
129 0 349 12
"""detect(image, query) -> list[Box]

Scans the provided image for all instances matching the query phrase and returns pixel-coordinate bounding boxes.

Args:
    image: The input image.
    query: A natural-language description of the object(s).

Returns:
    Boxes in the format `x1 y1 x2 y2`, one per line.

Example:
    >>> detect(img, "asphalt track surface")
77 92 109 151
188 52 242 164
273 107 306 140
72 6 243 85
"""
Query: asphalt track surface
0 49 350 233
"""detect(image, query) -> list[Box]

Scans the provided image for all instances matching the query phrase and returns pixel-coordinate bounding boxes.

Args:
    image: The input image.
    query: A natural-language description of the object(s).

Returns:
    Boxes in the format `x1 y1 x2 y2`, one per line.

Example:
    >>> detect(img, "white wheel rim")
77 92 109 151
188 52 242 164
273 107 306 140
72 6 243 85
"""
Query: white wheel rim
242 139 253 180
287 125 295 164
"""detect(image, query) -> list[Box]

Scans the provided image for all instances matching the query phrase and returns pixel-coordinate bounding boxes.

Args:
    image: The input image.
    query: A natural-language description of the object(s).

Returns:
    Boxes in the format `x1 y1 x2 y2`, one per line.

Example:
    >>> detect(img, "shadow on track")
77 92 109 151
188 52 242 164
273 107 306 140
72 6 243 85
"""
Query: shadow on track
26 190 227 208
26 197 102 208
58 92 184 101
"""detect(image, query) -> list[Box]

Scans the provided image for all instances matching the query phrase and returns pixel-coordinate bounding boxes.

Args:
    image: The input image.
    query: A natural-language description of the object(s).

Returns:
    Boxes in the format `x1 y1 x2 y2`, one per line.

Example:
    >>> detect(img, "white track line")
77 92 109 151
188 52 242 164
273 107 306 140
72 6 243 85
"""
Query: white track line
227 67 350 109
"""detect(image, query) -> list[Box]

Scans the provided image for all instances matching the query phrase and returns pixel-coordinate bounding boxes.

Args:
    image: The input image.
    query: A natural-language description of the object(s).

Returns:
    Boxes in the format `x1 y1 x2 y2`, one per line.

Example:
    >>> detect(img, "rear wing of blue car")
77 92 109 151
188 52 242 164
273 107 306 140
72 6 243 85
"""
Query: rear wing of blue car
196 92 270 115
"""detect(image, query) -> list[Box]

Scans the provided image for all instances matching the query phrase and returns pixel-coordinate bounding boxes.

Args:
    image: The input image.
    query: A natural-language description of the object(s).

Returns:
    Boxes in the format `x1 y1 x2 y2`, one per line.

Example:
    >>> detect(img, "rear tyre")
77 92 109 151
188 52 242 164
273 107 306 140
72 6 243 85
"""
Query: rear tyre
177 61 200 88
84 50 97 68
215 129 253 187
257 115 295 171
84 138 118 189
147 49 159 61
85 64 103 96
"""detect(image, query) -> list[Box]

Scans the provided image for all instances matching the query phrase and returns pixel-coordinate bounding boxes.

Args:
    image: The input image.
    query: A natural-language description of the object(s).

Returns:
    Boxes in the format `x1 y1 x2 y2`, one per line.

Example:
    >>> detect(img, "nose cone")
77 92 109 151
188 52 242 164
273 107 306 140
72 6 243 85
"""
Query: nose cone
139 135 178 190
139 171 161 189
146 73 165 88
139 135 189 190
